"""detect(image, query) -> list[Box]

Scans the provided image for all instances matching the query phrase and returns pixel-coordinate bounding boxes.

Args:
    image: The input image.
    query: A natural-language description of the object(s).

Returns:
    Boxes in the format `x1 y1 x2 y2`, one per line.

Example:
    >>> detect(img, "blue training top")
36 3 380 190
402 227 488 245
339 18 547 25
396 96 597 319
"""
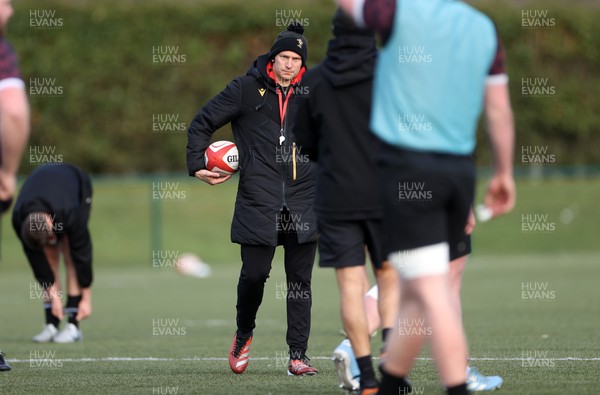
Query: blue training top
370 0 500 155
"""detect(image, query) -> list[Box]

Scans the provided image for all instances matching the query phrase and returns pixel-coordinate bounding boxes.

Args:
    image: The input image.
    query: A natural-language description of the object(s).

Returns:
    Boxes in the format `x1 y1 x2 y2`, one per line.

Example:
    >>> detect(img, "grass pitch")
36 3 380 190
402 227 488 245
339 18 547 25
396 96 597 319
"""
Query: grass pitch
0 177 599 394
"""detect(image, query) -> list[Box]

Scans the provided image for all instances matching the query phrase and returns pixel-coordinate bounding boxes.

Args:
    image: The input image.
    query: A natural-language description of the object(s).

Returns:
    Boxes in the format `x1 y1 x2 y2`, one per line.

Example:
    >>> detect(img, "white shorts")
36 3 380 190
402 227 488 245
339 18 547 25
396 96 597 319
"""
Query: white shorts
387 242 450 280
366 285 379 300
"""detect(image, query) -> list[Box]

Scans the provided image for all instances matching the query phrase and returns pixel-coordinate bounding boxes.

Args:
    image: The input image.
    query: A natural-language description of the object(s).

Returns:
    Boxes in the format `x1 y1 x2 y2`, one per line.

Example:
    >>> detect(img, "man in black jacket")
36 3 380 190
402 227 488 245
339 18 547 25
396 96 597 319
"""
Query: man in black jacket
293 11 394 394
187 23 318 376
12 163 93 344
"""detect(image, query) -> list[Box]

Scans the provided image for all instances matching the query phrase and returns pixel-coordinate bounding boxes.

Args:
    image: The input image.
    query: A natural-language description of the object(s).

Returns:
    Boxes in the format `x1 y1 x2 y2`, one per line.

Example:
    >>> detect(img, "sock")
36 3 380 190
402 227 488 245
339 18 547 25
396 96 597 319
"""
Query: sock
447 383 468 395
379 366 412 395
236 329 253 339
382 327 392 343
356 355 377 387
289 349 305 361
65 295 82 327
44 303 60 328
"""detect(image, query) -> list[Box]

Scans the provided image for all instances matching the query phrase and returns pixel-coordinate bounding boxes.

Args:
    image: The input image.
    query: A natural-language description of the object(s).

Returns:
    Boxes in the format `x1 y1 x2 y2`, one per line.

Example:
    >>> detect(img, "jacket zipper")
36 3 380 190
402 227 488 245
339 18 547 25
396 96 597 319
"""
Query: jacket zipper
278 85 298 209
281 125 287 210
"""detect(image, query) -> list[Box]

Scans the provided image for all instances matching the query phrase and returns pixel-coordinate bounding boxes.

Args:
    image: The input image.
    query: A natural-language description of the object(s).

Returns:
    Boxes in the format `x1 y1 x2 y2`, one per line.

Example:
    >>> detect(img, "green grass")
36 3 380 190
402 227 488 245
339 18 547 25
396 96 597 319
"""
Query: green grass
2 176 598 270
0 177 599 394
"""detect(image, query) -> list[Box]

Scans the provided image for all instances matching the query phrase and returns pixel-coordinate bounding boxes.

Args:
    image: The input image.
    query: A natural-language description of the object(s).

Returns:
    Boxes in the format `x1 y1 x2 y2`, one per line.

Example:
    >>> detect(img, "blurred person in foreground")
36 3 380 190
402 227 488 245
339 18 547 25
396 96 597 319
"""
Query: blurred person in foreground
336 1 516 394
0 0 31 371
296 7 504 393
328 219 505 392
293 10 396 394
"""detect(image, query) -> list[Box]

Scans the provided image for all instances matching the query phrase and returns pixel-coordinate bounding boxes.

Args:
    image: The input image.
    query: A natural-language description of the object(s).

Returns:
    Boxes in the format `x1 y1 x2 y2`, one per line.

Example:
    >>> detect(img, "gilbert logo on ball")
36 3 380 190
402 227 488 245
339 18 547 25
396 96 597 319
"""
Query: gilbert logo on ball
204 140 239 174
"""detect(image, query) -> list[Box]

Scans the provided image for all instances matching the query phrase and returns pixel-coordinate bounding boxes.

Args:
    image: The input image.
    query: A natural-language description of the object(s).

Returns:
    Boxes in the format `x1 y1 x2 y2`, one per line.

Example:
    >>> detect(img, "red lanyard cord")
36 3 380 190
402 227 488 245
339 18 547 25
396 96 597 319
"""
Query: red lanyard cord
277 87 293 129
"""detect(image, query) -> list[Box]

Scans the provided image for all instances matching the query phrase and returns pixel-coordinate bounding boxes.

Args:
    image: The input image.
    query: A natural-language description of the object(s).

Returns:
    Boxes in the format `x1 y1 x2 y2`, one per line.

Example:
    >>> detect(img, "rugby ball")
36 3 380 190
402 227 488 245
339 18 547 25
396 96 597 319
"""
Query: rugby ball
204 140 239 175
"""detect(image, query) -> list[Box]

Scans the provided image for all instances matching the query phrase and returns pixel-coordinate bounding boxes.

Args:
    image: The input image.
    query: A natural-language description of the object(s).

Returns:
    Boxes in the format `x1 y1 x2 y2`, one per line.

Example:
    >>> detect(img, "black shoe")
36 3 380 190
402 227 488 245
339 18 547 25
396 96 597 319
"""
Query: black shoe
0 351 11 371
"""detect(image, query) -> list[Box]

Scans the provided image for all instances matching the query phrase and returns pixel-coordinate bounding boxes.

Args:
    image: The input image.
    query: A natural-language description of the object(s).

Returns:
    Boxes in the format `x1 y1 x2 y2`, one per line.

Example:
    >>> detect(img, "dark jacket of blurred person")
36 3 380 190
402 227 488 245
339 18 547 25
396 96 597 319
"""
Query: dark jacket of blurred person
294 15 381 221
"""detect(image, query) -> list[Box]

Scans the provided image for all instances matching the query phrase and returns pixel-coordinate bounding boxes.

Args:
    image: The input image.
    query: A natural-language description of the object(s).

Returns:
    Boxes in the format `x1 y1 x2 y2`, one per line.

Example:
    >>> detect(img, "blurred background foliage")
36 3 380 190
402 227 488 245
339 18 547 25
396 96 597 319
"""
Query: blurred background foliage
9 0 600 174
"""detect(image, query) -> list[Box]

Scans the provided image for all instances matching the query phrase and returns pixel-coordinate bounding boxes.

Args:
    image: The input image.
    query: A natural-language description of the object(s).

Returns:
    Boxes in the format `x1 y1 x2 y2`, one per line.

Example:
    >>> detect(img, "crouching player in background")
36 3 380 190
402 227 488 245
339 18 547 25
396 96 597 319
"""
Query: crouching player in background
12 163 93 343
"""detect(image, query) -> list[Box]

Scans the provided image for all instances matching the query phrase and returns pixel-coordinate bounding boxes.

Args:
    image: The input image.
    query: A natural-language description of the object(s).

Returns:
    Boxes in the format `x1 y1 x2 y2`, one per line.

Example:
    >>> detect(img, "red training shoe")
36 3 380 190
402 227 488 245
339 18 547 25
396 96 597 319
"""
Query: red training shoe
229 332 252 374
288 355 318 376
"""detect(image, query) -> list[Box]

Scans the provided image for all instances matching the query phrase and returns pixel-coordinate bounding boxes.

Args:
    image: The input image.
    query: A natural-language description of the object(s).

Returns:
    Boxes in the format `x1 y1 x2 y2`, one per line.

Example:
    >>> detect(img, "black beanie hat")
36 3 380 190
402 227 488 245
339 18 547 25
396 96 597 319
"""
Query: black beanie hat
268 23 308 66
332 8 374 38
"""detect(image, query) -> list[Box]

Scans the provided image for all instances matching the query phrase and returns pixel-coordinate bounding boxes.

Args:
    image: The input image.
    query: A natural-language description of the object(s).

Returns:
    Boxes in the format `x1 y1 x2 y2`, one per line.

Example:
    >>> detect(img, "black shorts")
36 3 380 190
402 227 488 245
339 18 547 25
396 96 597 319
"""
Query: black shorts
378 143 474 261
317 217 384 269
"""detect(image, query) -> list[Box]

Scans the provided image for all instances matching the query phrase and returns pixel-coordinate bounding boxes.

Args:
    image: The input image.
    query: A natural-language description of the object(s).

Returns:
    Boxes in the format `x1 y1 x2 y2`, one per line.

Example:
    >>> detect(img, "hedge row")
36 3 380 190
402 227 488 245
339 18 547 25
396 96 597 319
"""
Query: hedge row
10 0 600 173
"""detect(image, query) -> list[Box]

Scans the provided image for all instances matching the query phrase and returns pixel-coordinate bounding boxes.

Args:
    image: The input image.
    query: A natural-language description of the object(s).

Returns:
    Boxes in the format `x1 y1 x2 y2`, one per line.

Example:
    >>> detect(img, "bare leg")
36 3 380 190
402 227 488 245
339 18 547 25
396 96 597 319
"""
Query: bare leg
336 266 371 359
362 266 371 294
369 257 466 337
383 273 467 387
374 261 399 333
449 256 468 364
381 275 425 375
365 292 380 335
449 256 466 323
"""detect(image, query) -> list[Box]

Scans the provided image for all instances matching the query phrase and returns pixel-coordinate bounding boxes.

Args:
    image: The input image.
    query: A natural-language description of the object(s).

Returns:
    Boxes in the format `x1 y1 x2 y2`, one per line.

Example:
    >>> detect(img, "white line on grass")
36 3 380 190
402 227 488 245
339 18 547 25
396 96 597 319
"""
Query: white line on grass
8 356 600 363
